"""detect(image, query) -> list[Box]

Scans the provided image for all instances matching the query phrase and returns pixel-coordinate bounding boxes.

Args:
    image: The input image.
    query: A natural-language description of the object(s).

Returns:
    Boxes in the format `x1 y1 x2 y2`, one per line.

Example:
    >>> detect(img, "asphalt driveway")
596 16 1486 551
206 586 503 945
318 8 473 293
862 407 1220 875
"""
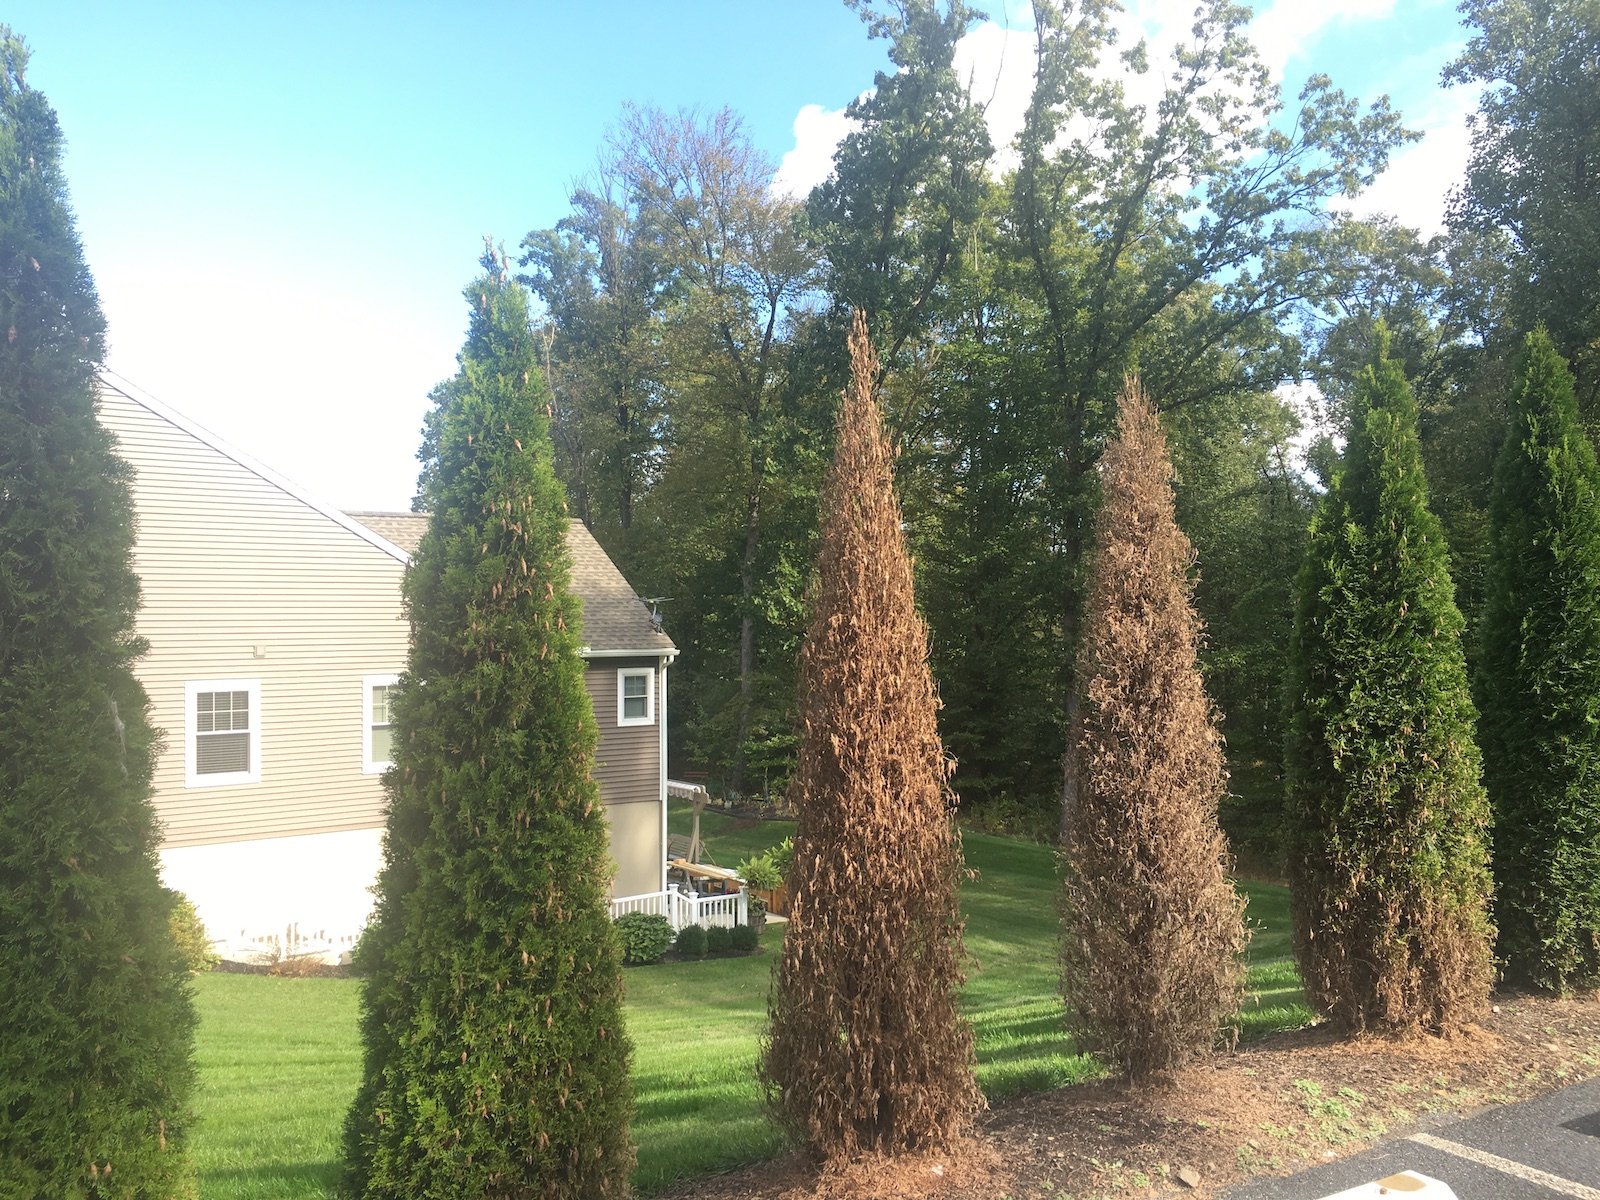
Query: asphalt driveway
1223 1076 1600 1199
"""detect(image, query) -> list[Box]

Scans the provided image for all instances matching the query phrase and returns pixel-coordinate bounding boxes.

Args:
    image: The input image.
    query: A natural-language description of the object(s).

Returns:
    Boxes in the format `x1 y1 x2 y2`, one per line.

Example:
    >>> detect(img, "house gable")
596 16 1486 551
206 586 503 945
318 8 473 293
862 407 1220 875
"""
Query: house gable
99 375 678 936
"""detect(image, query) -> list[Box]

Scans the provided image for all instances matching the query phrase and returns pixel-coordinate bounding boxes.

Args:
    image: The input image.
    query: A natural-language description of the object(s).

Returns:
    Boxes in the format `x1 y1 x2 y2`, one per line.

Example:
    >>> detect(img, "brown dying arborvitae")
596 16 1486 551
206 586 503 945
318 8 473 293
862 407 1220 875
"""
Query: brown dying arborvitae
761 311 981 1160
1060 380 1248 1081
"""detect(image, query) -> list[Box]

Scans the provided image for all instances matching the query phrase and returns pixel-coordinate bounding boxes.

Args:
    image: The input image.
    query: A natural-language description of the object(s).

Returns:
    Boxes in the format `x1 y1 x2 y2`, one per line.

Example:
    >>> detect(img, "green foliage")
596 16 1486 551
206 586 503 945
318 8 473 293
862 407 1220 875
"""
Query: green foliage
1284 334 1494 1035
729 924 759 953
614 912 674 966
734 854 780 892
704 925 734 956
169 891 220 973
806 0 991 361
673 924 708 959
767 836 794 878
342 254 632 1198
1166 389 1314 868
1447 0 1600 405
1475 329 1600 991
0 30 197 1196
734 836 791 892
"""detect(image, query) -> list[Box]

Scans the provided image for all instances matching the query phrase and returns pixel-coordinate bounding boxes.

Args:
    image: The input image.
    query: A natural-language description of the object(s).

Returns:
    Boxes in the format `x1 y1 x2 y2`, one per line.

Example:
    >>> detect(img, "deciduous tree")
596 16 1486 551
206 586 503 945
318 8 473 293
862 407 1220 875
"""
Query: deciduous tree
1446 0 1600 407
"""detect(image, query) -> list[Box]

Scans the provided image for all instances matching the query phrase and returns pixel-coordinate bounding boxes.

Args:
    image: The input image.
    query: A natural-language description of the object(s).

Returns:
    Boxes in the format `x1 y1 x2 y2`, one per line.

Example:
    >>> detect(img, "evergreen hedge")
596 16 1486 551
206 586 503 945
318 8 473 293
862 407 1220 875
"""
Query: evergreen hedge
1476 328 1600 991
1284 334 1494 1036
341 253 632 1198
0 29 196 1195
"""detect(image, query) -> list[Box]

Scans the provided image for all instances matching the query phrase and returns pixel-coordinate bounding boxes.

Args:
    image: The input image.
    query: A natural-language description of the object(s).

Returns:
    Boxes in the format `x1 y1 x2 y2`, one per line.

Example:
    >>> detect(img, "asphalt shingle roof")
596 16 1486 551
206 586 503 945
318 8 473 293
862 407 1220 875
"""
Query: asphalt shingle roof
347 512 674 656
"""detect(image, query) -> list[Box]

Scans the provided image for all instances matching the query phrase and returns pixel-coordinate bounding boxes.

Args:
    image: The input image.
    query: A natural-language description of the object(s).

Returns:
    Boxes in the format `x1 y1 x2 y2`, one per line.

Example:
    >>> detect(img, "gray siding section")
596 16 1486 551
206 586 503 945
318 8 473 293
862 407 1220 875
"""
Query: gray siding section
583 658 662 807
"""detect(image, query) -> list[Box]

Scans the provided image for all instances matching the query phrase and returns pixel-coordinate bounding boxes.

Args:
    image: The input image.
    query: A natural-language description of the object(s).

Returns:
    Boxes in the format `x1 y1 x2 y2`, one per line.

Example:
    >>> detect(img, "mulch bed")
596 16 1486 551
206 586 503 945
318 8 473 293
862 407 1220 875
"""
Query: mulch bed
659 989 1600 1200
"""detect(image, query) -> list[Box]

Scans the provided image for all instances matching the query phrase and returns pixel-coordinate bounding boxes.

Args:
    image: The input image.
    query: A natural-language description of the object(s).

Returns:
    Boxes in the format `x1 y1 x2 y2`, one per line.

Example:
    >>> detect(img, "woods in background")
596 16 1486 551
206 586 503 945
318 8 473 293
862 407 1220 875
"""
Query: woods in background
518 0 1599 875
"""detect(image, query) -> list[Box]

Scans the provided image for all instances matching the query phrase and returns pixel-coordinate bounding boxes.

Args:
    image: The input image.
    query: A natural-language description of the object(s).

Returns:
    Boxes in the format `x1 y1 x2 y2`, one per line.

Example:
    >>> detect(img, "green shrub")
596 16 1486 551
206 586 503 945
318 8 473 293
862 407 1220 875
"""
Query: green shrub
705 925 734 955
674 924 708 959
768 837 794 880
614 912 673 965
167 890 220 972
730 923 759 953
346 922 374 976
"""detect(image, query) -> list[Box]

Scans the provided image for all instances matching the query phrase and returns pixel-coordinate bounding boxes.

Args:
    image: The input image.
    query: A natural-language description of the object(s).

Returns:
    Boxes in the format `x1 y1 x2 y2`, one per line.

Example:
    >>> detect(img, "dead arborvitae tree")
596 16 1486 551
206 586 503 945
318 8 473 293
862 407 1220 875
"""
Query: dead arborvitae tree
1060 380 1248 1080
761 312 980 1160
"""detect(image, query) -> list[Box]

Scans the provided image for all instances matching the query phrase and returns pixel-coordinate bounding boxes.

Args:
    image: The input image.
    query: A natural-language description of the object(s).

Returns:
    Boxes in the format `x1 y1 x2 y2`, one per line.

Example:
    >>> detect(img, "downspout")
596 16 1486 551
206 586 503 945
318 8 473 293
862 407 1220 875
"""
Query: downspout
658 651 675 894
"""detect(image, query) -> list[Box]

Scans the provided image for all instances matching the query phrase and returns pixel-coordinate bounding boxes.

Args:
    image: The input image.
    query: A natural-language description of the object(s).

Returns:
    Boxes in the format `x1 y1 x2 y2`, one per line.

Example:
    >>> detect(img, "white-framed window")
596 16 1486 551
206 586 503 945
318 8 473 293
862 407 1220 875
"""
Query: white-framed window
185 679 261 788
617 667 655 727
363 674 400 774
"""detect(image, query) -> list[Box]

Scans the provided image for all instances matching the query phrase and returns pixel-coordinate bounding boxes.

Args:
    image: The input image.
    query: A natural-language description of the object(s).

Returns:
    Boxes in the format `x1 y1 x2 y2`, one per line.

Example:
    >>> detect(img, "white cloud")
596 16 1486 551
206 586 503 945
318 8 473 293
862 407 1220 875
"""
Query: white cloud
772 20 1040 198
953 21 1038 172
774 2 1433 217
773 103 858 199
1331 83 1479 238
1248 0 1395 83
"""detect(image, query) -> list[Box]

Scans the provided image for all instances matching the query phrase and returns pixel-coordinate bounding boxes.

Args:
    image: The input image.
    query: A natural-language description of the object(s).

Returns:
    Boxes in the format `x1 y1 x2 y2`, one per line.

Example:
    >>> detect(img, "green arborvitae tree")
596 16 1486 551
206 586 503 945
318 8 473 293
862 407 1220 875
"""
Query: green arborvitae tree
0 29 196 1196
762 313 979 1160
1060 380 1247 1080
342 251 632 1199
1284 333 1494 1037
1476 329 1600 992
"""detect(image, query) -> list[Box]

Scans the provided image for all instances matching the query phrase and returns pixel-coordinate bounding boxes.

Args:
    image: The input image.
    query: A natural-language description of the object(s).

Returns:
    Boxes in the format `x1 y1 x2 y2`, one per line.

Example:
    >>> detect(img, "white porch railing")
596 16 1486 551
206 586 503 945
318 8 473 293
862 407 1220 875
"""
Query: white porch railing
609 885 747 931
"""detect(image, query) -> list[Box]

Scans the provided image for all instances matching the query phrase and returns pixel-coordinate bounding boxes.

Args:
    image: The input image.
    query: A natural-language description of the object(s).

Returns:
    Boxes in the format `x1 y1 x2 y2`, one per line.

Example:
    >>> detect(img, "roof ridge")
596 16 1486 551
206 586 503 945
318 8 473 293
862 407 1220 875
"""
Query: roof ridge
97 370 411 567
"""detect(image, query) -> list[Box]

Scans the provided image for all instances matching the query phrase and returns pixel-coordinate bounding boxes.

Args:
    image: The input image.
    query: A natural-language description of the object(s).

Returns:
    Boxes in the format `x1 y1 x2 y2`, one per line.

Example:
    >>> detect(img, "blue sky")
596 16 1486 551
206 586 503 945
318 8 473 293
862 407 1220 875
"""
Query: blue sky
9 1 1474 510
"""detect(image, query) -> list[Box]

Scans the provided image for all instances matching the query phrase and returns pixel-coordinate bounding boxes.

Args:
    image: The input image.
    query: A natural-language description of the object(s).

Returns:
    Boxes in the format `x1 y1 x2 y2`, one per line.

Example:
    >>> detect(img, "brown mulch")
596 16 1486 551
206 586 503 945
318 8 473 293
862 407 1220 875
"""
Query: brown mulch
658 990 1600 1200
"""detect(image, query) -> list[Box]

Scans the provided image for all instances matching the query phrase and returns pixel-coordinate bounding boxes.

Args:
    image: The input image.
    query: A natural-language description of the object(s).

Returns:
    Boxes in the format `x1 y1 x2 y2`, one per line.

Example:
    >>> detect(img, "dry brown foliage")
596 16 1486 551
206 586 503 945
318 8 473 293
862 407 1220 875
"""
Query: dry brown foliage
667 992 1600 1200
762 312 982 1161
1060 380 1248 1081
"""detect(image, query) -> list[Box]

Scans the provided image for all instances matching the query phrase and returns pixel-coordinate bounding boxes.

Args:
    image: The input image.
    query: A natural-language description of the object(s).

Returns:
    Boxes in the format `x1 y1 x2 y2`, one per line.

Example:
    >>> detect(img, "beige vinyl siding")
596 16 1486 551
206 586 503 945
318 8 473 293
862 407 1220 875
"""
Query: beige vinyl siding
583 659 662 807
100 388 409 848
604 801 663 898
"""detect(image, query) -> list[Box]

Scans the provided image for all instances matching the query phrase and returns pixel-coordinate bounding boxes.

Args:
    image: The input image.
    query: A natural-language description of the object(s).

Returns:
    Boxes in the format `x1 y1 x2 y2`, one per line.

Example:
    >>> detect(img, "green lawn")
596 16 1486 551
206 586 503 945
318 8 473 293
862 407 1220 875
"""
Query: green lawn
191 814 1310 1197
